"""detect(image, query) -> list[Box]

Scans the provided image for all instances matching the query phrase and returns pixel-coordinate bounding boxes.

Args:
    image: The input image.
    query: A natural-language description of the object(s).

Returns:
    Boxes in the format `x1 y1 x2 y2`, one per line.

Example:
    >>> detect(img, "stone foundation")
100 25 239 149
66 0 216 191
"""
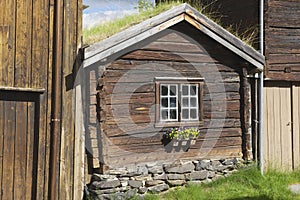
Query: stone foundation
86 158 242 199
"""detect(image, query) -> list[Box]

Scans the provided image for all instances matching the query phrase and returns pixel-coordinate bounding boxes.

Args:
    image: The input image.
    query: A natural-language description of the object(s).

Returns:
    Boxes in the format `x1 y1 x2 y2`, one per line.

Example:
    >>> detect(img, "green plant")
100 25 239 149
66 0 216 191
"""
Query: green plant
166 127 200 140
144 166 300 200
136 0 154 12
83 1 257 47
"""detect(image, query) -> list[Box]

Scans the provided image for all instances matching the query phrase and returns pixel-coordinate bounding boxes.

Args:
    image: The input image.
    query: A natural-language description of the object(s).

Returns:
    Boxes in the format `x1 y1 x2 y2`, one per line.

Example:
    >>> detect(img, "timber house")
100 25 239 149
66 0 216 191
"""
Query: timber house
0 0 300 199
83 3 264 171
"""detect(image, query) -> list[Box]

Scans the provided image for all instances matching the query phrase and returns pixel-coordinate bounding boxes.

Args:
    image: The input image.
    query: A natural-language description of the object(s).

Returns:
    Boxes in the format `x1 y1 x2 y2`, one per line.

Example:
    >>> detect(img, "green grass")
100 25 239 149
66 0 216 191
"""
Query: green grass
83 1 257 46
83 1 183 45
142 166 300 200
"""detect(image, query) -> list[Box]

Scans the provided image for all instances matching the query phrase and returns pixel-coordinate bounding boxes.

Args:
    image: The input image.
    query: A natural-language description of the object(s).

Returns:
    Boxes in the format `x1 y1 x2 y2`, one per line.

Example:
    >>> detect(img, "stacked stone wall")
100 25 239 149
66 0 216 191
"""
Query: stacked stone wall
86 158 242 199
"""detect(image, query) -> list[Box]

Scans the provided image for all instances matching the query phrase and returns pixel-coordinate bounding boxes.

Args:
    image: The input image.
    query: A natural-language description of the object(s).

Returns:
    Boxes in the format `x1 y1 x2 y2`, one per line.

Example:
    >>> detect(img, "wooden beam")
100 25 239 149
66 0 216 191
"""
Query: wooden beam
0 86 45 93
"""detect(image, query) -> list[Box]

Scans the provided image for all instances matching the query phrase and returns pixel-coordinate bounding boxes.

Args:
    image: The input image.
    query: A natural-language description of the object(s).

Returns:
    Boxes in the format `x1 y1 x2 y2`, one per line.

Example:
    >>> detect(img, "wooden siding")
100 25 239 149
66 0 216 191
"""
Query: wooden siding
0 92 39 199
265 0 300 81
263 81 300 170
0 0 83 199
95 23 255 168
292 83 300 169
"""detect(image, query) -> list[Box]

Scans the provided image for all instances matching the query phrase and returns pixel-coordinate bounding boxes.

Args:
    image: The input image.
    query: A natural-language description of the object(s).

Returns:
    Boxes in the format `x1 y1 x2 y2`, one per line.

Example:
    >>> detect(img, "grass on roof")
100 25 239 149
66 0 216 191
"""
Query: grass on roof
83 1 182 45
82 1 257 47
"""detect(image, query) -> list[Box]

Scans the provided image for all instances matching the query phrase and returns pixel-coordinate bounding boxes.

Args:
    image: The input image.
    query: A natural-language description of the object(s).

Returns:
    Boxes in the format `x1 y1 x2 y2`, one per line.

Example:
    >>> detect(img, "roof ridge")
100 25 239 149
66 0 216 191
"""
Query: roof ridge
83 3 264 70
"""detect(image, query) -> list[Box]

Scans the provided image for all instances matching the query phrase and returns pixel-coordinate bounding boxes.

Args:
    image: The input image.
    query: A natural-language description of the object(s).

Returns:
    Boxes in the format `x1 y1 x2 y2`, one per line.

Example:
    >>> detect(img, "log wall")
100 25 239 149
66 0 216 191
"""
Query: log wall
96 24 253 169
265 0 300 81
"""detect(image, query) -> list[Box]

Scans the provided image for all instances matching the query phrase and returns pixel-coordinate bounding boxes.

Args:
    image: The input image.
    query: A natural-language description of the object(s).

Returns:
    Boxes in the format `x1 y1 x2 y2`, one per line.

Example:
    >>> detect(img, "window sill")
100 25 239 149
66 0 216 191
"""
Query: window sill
154 121 204 128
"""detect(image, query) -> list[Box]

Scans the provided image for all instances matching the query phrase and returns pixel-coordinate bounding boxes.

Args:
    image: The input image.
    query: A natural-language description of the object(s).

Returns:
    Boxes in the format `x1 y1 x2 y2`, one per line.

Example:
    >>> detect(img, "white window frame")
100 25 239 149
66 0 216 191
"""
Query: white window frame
155 77 204 127
181 84 199 121
160 84 178 122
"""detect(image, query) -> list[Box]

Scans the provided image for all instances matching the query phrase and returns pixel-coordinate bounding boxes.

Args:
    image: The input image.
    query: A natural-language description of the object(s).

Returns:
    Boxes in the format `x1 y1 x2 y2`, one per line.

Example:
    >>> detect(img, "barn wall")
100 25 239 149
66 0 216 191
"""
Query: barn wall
265 0 300 81
97 24 253 168
0 0 83 199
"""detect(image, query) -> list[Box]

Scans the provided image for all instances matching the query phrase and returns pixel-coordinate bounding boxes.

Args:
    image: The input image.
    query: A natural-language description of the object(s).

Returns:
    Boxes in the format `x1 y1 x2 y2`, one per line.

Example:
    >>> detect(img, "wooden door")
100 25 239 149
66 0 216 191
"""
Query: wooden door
263 82 300 170
0 91 39 199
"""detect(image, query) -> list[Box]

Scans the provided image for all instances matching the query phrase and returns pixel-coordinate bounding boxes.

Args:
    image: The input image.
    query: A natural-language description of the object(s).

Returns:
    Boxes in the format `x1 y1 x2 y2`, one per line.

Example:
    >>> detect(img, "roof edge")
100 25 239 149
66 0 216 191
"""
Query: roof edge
183 4 264 64
84 3 264 70
84 3 187 59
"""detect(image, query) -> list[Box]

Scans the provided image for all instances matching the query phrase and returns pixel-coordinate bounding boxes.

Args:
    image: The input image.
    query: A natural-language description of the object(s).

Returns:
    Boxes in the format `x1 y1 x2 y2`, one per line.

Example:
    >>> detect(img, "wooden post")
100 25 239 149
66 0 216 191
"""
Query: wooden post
241 67 252 160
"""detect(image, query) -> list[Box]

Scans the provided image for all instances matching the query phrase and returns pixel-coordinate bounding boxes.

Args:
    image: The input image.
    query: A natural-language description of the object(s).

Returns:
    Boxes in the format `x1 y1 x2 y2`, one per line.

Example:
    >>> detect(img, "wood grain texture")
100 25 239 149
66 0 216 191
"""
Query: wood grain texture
263 82 294 171
26 102 35 200
265 0 300 80
0 0 82 198
2 101 16 199
14 102 27 199
95 30 250 167
292 84 300 169
0 101 3 198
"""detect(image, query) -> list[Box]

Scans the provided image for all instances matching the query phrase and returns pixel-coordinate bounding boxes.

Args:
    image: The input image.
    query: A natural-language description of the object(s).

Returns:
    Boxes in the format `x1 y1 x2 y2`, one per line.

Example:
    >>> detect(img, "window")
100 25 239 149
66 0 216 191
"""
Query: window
155 78 204 127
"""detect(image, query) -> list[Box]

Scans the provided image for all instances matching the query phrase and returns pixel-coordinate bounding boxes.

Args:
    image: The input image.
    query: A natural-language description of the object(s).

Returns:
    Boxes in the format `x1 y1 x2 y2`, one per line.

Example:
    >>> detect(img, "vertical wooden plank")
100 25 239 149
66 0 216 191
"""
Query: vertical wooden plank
273 85 282 169
74 85 85 200
292 84 300 169
73 0 83 198
14 0 32 88
263 87 269 168
46 0 54 198
2 101 16 199
14 102 27 199
32 0 49 198
44 0 55 199
60 11 70 200
279 85 293 171
3 0 16 87
263 86 269 169
60 0 76 198
26 101 35 200
32 0 47 89
0 0 3 86
0 100 4 198
0 26 9 86
268 86 275 168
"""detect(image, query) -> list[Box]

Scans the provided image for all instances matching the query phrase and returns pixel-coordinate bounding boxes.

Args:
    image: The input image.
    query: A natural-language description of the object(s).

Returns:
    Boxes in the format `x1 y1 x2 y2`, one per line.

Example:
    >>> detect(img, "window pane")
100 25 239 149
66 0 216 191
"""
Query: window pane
190 109 197 119
170 97 177 108
190 97 197 107
161 98 168 108
182 97 189 107
182 85 188 96
170 109 177 119
161 85 168 96
161 110 168 120
170 85 177 96
182 109 189 119
190 85 197 95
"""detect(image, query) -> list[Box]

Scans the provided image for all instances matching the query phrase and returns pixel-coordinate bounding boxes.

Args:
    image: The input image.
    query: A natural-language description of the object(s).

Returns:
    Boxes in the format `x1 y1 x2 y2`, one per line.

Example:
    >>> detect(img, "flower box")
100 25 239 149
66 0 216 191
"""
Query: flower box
163 127 200 152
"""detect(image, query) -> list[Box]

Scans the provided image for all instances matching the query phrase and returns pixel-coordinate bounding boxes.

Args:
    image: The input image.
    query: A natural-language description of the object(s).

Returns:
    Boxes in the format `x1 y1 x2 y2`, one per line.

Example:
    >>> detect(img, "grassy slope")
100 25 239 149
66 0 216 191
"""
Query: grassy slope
143 167 300 200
